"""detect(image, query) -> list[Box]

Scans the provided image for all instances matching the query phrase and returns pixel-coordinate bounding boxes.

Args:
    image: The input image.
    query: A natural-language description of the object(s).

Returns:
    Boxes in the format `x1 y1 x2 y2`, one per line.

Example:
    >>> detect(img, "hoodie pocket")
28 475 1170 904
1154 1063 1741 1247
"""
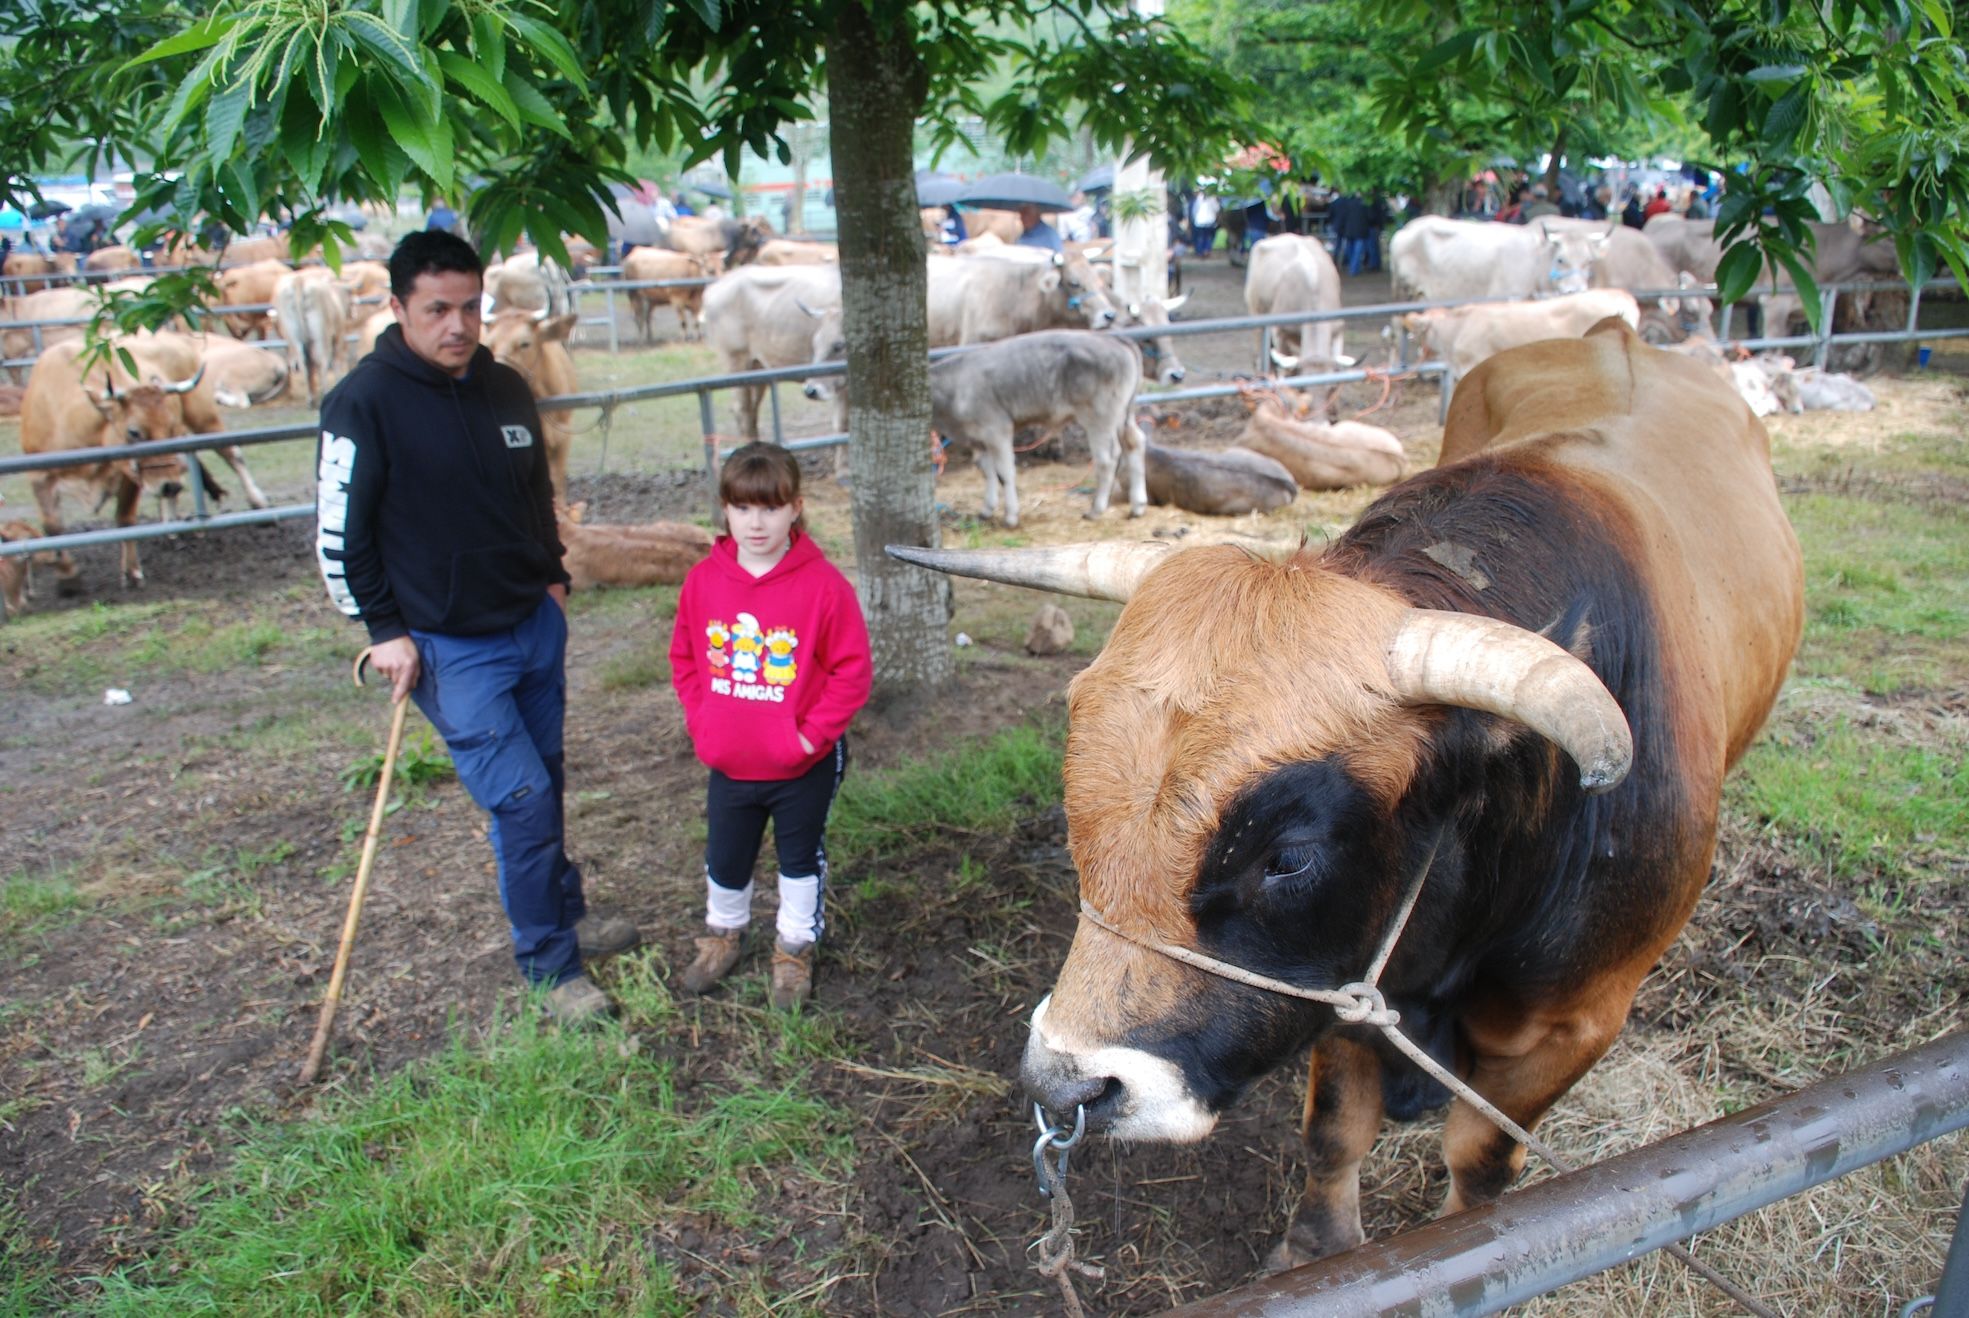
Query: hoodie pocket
440 541 551 632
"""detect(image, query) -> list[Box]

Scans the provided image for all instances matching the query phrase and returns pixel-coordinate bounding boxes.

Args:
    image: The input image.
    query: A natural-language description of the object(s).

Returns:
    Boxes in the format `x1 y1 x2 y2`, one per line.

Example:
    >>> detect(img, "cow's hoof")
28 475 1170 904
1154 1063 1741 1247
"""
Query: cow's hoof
1264 1217 1363 1275
1128 505 1146 519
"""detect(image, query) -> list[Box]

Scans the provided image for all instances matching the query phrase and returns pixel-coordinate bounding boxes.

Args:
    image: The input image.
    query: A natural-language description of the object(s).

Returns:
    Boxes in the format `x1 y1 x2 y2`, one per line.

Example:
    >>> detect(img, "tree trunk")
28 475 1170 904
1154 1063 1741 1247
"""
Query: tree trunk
826 5 952 693
1543 126 1567 192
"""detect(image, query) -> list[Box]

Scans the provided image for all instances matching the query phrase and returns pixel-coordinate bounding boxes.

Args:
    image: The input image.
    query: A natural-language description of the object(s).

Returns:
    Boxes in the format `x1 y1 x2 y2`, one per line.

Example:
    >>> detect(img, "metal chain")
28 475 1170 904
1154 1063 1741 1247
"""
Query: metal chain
1030 1103 1103 1317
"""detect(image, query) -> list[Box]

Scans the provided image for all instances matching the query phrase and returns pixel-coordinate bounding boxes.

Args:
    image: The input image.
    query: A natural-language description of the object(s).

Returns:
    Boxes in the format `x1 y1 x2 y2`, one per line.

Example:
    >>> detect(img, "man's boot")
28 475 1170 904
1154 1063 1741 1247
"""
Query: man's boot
678 924 744 995
576 911 642 958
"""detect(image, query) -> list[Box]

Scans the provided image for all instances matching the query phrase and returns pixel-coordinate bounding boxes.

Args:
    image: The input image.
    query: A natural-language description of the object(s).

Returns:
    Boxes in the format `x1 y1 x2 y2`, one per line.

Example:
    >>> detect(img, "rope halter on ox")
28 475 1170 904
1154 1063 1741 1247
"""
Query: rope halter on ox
1053 821 1780 1318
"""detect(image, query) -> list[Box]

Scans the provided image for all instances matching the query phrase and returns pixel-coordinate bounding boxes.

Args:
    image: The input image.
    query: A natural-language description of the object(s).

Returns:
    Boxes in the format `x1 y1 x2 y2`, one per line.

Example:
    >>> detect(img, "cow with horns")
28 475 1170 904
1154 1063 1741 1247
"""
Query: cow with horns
888 317 1803 1268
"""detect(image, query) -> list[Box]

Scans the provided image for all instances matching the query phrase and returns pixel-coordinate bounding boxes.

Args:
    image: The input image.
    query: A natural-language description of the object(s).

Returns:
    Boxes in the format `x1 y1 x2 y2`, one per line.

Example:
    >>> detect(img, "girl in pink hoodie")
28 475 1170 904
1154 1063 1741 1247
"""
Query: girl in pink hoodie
668 443 871 1007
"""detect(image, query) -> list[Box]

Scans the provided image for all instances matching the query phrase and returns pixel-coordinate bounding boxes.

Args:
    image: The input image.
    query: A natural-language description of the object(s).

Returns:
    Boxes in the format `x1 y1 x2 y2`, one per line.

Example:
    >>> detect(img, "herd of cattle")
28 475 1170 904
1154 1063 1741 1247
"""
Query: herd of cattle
0 204 1898 618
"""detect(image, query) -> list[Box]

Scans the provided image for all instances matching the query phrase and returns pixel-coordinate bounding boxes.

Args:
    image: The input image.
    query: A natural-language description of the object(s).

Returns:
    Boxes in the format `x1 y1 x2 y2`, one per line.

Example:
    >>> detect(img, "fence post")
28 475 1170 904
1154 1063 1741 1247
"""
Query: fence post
1815 286 1840 370
769 380 785 446
700 389 720 520
604 283 620 355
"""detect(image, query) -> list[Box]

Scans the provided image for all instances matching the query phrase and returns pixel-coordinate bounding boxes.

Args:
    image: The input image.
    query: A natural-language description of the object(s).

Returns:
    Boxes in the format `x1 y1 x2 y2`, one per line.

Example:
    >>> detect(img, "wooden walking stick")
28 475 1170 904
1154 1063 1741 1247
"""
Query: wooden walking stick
299 648 411 1085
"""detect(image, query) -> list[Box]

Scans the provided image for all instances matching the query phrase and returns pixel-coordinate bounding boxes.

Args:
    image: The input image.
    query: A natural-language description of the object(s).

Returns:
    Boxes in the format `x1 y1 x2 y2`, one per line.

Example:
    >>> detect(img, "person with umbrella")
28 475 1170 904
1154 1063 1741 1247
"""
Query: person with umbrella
1015 203 1064 253
959 173 1073 253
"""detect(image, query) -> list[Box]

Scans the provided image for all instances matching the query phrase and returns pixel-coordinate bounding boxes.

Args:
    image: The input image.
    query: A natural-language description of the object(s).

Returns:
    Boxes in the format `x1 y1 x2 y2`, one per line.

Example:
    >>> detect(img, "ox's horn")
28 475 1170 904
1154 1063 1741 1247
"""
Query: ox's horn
884 541 1174 603
1270 348 1300 371
1384 609 1633 792
794 298 824 320
161 362 206 396
1162 293 1189 312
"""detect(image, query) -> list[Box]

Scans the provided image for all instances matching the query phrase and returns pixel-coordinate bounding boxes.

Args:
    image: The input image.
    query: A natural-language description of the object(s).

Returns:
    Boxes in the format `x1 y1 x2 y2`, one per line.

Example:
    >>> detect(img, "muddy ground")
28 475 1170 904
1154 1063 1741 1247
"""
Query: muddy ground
2 253 1963 1314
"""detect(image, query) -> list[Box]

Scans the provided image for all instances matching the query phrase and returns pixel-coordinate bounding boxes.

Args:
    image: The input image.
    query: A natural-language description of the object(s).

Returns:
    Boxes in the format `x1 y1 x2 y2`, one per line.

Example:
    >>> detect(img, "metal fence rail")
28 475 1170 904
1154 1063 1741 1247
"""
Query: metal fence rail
1169 1030 1969 1317
4 281 1965 577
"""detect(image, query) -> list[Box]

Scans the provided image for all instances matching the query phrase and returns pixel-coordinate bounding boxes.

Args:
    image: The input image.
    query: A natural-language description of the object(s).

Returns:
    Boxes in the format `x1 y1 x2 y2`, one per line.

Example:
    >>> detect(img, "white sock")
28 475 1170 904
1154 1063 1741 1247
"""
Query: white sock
706 876 753 931
775 873 822 948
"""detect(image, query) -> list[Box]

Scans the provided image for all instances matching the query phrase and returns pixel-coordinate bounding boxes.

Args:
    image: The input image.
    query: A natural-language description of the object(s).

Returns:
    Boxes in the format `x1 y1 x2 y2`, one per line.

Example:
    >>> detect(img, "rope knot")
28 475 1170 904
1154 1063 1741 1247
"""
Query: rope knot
1333 982 1398 1026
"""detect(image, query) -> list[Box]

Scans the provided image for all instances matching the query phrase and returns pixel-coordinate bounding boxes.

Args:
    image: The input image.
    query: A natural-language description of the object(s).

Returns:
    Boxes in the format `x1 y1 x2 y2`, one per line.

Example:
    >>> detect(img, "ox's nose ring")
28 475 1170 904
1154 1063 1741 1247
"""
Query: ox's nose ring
1031 1101 1086 1197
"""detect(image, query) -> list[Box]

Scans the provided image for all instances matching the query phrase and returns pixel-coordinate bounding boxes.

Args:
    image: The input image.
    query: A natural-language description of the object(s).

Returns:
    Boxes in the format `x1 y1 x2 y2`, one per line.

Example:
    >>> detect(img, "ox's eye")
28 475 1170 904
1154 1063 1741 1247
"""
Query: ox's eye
1262 846 1322 888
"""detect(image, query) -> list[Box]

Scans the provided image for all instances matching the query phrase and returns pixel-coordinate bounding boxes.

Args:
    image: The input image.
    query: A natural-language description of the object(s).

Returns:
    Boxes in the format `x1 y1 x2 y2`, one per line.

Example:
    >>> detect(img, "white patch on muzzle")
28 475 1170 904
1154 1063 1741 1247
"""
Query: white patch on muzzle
1024 995 1218 1143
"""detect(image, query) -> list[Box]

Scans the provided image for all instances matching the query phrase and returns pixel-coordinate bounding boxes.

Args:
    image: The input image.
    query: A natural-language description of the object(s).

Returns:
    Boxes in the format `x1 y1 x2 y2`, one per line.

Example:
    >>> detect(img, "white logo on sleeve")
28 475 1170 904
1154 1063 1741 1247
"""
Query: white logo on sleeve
502 425 534 449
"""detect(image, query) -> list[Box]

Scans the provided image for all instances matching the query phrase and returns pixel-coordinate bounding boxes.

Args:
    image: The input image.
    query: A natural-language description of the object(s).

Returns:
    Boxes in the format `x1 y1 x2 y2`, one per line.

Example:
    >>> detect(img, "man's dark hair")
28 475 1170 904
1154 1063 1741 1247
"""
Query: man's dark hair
389 229 482 301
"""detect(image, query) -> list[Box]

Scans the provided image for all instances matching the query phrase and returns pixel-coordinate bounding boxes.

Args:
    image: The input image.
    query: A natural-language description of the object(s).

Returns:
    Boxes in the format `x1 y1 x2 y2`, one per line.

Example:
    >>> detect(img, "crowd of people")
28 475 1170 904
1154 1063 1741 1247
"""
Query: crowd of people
1169 180 1407 277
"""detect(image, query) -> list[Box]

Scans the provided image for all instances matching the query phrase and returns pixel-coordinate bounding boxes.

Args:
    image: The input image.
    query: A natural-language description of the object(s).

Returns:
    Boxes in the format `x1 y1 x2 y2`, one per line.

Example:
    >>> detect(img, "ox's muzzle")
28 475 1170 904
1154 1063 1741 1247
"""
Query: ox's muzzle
1021 994 1217 1142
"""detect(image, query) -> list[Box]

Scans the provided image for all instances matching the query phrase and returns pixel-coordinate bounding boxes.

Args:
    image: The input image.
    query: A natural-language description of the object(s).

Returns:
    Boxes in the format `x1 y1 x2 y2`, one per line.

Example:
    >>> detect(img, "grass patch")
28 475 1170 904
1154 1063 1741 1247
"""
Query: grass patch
87 976 848 1316
830 722 1064 865
0 1198 60 1318
341 727 454 794
599 646 671 692
0 868 86 941
1733 711 1965 883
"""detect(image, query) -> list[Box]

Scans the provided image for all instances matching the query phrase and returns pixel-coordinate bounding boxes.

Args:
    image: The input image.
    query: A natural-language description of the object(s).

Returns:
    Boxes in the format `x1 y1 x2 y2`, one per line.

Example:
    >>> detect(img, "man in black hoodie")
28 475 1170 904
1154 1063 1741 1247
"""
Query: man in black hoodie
314 231 634 1024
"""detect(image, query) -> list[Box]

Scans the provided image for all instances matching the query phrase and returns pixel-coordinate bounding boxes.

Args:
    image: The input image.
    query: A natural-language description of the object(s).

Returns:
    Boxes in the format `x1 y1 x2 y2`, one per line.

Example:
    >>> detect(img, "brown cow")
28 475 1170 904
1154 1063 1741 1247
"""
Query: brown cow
485 311 579 500
20 338 213 587
82 245 142 279
620 248 710 343
218 235 287 266
194 335 291 409
2 288 95 384
215 258 293 340
2 251 78 294
273 266 353 405
0 519 57 618
353 307 396 362
335 260 392 303
889 317 1803 1269
752 239 838 266
555 501 712 590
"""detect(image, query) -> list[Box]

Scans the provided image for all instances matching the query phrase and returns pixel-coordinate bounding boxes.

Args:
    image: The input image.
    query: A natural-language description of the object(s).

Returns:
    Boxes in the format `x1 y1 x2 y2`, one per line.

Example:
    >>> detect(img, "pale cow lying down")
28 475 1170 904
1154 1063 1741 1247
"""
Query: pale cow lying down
929 329 1147 528
555 502 712 590
1729 353 1877 417
1234 386 1406 490
1669 342 1879 418
1403 290 1641 382
1144 442 1299 515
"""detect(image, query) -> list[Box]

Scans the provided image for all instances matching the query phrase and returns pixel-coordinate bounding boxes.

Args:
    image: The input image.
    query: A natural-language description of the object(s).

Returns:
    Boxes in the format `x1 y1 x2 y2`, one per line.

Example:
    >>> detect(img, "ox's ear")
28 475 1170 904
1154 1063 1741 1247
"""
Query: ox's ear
1037 270 1062 294
540 313 578 343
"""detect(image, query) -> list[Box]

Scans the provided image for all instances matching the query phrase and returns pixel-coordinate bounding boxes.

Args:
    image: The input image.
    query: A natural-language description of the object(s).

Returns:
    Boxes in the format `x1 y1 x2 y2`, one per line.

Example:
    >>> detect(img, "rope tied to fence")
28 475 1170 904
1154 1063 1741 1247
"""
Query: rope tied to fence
1074 818 1781 1318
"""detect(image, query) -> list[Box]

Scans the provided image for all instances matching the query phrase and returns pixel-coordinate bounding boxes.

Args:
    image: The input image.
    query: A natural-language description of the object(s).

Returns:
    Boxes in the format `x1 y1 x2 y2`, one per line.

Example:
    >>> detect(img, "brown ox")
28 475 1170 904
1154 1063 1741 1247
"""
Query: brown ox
215 258 293 340
273 267 353 405
620 247 710 343
3 251 79 294
554 502 713 590
485 311 579 501
83 246 142 278
335 260 391 303
2 288 95 384
21 337 215 588
888 317 1802 1269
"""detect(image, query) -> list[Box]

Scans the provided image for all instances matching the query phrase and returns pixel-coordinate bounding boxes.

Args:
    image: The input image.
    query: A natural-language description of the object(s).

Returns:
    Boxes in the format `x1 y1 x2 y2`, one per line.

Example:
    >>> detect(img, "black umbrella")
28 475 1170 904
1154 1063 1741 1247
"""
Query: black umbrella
916 176 967 208
28 198 71 219
957 172 1074 212
1075 165 1115 195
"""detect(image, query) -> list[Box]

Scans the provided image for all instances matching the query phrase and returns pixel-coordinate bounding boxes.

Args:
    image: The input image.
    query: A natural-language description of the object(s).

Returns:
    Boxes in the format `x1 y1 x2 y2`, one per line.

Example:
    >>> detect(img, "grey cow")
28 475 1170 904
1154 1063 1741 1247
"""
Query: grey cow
931 330 1146 528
